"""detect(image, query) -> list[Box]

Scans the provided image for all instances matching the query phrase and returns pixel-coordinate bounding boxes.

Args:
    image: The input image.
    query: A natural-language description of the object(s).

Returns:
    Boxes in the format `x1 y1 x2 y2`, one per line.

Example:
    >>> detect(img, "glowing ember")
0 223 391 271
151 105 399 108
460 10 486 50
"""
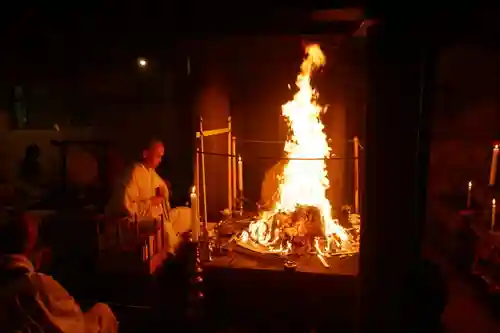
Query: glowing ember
238 44 357 255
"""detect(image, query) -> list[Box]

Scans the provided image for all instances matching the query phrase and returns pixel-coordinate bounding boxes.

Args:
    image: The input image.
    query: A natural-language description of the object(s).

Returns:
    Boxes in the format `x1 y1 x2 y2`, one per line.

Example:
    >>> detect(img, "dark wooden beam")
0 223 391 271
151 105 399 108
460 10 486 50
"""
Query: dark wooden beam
353 20 377 37
359 13 437 332
310 8 364 22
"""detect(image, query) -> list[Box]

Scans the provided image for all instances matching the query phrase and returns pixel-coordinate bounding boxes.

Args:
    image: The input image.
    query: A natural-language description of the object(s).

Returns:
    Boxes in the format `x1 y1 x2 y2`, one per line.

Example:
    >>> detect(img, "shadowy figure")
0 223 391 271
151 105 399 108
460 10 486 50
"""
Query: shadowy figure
0 211 118 333
19 144 42 187
16 144 44 207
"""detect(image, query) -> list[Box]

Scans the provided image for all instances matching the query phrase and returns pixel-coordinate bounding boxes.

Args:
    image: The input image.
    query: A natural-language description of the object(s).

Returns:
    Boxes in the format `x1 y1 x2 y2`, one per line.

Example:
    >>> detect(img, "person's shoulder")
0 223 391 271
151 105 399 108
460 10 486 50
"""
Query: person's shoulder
29 272 84 318
30 273 73 300
122 162 145 180
126 162 142 172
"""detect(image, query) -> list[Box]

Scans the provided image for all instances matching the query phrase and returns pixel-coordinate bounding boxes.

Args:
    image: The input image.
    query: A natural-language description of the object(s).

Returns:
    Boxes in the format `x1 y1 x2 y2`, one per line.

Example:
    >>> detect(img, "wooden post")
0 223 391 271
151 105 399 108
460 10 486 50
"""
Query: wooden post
199 117 208 223
360 16 435 331
354 136 360 214
227 117 233 211
238 155 244 213
232 136 237 209
196 148 201 219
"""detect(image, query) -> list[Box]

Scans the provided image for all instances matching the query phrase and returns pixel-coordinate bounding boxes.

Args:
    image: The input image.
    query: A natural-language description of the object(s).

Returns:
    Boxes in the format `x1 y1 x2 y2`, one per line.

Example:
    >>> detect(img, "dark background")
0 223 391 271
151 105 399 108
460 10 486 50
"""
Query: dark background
0 2 499 244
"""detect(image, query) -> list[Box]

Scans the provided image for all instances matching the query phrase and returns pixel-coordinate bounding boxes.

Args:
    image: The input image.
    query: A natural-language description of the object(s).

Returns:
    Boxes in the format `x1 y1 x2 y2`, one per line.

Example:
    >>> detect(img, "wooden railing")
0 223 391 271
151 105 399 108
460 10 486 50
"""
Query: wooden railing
97 217 168 276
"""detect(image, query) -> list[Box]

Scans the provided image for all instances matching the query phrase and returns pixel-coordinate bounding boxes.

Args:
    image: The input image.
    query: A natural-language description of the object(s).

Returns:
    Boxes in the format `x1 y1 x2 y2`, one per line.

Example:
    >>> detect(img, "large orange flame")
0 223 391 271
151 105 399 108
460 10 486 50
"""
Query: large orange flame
243 44 350 254
276 44 348 243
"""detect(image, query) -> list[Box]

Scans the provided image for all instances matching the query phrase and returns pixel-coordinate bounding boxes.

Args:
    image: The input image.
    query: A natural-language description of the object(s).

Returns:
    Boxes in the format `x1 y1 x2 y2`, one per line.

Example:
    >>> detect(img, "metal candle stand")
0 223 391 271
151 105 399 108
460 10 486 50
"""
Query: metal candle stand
237 192 244 216
185 217 212 320
186 241 205 322
211 221 223 256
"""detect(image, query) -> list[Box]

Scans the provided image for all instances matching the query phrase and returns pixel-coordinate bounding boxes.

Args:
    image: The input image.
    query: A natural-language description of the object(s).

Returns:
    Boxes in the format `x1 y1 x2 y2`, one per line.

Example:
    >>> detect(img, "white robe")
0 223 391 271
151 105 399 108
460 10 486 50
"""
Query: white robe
0 254 117 333
106 163 191 253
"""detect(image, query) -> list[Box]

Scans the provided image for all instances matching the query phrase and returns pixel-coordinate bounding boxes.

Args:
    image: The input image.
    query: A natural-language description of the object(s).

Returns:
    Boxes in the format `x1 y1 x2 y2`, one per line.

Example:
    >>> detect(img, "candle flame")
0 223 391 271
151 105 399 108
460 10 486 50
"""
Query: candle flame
495 145 499 150
468 181 472 188
191 186 196 194
493 198 496 206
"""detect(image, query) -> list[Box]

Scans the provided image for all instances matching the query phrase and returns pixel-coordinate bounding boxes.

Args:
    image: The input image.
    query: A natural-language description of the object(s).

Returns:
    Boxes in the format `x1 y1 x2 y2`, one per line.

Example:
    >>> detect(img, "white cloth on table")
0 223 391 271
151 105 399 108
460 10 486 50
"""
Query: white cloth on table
0 254 117 333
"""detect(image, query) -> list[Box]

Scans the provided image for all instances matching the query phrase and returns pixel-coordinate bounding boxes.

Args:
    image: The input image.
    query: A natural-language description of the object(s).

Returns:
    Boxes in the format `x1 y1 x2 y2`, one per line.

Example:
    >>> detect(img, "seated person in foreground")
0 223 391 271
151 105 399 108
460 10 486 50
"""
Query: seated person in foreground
0 211 118 333
105 139 192 254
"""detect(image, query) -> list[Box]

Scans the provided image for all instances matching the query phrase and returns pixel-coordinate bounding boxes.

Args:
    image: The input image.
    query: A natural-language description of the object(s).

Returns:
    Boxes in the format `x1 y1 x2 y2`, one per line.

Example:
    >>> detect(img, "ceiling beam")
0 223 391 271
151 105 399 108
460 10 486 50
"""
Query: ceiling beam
353 19 378 37
310 8 364 22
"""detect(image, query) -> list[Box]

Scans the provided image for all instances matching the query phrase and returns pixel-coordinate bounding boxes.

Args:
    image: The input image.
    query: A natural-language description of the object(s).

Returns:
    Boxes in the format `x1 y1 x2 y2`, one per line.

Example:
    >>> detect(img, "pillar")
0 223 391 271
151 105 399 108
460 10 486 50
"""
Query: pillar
193 40 231 220
359 13 436 331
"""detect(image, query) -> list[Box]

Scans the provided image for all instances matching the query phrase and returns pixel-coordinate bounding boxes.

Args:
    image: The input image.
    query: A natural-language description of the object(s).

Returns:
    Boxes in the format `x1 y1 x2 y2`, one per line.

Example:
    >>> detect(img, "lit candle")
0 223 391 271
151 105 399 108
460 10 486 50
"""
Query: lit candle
238 155 244 194
489 145 499 185
467 181 472 209
492 198 496 232
190 186 200 242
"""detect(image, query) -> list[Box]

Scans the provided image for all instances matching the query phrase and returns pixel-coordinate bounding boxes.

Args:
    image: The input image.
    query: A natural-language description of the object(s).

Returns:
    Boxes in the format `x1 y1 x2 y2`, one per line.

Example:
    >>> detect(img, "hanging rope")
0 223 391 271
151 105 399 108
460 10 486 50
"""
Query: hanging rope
240 139 287 144
239 138 364 150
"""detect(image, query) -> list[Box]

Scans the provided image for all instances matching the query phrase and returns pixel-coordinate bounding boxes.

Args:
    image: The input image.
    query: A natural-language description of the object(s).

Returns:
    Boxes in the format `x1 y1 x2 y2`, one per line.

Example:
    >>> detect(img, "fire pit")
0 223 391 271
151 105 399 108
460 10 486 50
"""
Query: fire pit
238 206 359 258
232 44 360 261
193 42 361 271
192 40 363 331
201 216 358 332
205 216 358 275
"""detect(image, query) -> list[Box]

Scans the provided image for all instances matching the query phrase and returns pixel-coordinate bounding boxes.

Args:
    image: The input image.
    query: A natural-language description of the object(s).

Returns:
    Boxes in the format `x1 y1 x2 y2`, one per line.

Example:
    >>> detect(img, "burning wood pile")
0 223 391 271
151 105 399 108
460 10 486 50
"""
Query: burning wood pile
236 44 359 257
238 206 359 256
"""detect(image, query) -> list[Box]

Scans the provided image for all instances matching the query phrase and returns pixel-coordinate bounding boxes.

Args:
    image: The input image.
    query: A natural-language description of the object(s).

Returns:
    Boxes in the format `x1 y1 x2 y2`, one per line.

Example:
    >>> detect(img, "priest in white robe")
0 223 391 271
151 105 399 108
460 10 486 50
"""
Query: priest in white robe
105 139 192 254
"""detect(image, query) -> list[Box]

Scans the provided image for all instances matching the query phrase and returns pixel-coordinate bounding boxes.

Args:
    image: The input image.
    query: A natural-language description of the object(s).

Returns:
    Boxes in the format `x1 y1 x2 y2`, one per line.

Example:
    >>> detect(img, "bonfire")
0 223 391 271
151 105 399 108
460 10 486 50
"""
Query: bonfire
237 44 359 256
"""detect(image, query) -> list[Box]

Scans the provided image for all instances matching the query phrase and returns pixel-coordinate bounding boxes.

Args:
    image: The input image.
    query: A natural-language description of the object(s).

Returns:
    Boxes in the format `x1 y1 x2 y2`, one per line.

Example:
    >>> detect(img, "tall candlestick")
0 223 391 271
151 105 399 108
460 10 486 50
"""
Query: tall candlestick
492 198 496 232
353 136 360 214
490 145 499 185
467 181 472 209
190 186 200 242
227 117 232 212
232 136 237 208
238 155 244 194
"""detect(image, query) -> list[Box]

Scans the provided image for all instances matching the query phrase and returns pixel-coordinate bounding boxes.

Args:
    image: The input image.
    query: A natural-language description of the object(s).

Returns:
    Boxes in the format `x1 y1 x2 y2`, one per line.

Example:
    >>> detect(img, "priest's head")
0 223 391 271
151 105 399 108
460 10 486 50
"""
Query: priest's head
142 138 164 169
